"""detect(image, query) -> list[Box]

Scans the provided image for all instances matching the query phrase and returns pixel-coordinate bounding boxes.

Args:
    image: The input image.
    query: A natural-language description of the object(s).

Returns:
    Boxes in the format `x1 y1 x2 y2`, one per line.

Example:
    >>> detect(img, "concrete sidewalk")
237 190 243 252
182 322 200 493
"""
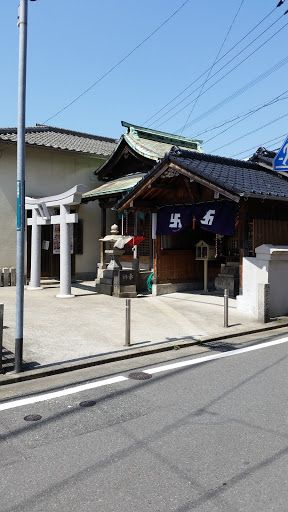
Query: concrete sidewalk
1 281 287 381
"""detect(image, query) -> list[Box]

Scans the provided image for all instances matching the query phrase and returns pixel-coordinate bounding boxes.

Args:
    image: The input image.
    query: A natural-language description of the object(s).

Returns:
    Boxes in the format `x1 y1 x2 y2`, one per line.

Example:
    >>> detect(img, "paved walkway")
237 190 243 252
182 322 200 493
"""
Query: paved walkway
1 281 287 380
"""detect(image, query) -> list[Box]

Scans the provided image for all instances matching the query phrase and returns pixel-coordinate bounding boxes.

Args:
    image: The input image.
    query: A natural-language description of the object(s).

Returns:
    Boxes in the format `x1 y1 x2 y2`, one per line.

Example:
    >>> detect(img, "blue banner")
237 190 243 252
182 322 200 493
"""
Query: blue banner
156 202 236 236
156 206 194 235
194 201 236 236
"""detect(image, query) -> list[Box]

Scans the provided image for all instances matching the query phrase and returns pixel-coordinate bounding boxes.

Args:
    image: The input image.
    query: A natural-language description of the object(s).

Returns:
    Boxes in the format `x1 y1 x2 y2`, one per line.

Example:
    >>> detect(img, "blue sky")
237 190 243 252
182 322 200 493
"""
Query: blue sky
1 0 288 158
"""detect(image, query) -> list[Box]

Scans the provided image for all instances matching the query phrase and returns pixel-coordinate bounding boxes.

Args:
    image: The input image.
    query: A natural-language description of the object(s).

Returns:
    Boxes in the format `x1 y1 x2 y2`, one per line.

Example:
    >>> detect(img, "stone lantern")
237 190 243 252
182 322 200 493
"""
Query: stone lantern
95 224 137 298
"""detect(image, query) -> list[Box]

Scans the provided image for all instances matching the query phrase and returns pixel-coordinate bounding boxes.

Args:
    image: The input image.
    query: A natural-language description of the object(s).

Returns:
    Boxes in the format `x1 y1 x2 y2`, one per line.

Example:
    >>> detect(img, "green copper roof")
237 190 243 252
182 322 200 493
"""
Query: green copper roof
121 121 203 152
95 121 203 179
82 174 145 200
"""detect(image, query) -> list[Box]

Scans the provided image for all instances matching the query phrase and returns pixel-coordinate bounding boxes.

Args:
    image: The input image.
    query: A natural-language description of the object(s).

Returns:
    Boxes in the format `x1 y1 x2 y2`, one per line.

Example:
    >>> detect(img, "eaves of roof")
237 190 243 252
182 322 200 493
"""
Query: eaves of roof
82 173 145 201
121 121 203 150
124 133 201 161
170 148 288 200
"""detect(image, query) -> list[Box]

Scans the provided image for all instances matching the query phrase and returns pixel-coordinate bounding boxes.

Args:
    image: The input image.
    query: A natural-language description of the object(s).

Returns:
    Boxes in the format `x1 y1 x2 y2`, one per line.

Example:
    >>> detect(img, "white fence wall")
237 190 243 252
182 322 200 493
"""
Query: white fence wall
237 244 288 321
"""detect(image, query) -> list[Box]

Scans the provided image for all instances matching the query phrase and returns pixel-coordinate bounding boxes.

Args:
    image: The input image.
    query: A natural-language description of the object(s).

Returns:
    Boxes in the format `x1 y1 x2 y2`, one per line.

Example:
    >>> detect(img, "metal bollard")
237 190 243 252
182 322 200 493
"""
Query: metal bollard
224 289 229 327
124 298 131 346
0 303 3 373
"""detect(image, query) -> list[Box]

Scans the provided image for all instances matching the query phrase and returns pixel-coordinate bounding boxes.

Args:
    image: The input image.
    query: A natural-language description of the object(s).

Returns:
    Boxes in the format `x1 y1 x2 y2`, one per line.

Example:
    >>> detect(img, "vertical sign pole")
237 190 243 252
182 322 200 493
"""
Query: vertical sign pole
224 288 229 328
204 259 208 292
15 0 28 373
124 299 131 346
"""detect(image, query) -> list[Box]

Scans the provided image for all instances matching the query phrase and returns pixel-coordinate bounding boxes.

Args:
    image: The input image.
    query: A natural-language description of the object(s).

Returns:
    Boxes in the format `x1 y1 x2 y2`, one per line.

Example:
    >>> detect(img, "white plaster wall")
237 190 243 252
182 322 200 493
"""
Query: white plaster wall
0 146 17 267
0 142 107 274
237 245 288 318
236 256 268 316
77 201 100 275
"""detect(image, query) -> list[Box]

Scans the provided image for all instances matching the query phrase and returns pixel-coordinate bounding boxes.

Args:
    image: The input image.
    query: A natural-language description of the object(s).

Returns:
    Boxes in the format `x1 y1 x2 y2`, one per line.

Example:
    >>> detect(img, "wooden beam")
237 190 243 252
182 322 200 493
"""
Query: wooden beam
169 163 240 203
118 162 170 211
148 183 174 190
184 176 197 202
129 199 158 208
99 199 119 209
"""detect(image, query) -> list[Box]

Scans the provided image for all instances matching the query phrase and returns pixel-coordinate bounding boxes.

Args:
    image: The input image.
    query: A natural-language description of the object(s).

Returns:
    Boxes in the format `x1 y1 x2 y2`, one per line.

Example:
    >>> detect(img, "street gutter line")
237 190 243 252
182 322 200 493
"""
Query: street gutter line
0 336 287 412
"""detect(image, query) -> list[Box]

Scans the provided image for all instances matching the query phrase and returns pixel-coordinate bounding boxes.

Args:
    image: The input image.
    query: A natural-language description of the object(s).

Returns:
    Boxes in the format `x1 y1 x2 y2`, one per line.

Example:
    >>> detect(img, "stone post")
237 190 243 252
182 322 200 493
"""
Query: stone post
2 268 10 287
10 268 16 286
258 283 270 323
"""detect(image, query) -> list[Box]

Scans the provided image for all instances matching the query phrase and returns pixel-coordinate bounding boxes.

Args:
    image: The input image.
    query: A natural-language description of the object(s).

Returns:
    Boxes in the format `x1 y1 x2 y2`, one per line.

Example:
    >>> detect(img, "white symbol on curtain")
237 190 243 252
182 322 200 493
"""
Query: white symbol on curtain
169 213 182 229
200 210 215 226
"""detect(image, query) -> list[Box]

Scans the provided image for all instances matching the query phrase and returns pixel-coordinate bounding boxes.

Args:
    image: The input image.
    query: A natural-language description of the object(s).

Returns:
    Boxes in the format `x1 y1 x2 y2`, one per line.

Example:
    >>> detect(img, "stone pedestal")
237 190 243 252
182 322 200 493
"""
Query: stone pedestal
215 264 239 297
113 270 137 298
96 249 124 296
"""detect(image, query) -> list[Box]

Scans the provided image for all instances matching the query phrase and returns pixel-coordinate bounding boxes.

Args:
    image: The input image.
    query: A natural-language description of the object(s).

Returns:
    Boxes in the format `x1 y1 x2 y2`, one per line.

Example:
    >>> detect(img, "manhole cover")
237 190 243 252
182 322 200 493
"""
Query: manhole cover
24 414 42 422
128 372 152 380
79 400 96 408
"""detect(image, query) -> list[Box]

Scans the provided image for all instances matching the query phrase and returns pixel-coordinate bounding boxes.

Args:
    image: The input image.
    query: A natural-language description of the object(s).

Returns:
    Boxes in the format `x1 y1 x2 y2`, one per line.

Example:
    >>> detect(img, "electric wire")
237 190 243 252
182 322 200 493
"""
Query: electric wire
204 92 288 144
143 6 277 126
41 0 191 125
173 53 288 133
231 133 287 158
210 112 288 153
153 16 288 130
180 0 245 135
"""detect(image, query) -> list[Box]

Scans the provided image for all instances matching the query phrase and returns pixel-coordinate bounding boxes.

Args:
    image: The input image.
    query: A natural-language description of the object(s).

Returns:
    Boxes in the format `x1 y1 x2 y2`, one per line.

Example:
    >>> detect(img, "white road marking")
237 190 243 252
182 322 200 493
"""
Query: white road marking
144 336 288 374
0 376 128 412
0 336 287 412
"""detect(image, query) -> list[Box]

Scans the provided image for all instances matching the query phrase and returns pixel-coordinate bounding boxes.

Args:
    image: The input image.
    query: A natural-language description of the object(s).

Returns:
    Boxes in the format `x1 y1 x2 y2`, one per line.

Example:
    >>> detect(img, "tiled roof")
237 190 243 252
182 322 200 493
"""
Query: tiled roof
115 146 288 209
82 174 145 200
249 146 275 170
169 147 288 199
0 125 118 156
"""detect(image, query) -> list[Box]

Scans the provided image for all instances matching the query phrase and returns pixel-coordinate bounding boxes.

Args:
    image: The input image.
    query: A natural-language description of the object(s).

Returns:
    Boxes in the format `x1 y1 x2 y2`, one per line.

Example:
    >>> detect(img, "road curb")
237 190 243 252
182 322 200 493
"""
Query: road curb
1 321 288 386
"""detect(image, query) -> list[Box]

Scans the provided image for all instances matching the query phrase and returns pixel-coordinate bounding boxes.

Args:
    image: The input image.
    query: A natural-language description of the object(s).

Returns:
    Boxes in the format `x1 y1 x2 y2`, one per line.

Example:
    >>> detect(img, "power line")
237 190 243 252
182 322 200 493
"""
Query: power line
193 111 259 137
231 133 287 158
143 6 277 126
204 91 288 144
154 15 288 130
210 112 288 153
180 0 245 135
192 91 288 138
174 53 288 134
41 0 191 125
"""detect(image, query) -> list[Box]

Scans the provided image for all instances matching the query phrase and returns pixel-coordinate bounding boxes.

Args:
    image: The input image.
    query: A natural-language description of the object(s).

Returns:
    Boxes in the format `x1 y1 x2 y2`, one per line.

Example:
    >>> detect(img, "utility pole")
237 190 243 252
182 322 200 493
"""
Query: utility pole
15 0 31 373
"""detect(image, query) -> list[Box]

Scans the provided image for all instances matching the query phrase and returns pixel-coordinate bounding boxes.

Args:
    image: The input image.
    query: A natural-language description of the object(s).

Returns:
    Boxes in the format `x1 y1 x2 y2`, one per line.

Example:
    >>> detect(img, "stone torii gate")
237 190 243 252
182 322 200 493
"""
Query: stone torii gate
25 185 87 298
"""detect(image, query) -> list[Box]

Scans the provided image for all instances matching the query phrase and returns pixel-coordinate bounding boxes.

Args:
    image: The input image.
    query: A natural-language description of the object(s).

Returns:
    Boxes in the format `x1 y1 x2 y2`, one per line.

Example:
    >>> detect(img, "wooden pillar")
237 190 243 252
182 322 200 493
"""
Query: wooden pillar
153 236 161 284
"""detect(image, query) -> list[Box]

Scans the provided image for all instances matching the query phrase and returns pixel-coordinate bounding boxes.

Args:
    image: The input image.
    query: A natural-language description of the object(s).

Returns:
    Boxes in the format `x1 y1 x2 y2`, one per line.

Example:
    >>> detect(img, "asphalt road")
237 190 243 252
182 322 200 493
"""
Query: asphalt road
0 332 287 512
